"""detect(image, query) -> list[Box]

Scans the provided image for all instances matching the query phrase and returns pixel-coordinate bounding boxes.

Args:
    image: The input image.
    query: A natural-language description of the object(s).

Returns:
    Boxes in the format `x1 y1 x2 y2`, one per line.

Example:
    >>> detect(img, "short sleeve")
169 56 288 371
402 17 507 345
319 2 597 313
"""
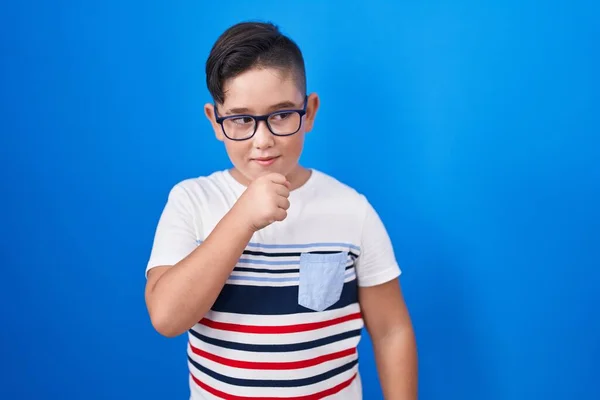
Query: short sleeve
145 184 200 277
355 197 401 287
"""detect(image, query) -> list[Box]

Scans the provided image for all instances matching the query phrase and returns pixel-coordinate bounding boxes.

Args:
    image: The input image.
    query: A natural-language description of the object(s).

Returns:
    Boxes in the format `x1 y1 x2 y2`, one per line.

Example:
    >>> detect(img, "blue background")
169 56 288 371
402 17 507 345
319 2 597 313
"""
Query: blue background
1 1 598 399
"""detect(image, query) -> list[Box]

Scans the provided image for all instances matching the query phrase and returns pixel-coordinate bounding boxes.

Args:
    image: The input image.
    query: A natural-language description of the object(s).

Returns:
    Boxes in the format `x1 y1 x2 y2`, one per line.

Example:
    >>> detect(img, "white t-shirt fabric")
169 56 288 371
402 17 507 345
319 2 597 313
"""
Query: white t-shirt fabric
146 168 401 399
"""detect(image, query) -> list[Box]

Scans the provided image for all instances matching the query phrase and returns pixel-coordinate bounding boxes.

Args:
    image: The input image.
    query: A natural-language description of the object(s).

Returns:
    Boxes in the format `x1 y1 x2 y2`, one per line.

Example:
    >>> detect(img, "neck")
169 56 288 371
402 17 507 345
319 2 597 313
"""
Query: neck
286 165 312 190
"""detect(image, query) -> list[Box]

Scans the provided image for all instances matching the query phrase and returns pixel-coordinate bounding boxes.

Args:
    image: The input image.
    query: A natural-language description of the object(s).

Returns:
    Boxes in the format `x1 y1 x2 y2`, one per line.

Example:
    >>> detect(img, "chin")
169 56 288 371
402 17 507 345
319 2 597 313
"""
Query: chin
250 159 285 173
234 159 295 182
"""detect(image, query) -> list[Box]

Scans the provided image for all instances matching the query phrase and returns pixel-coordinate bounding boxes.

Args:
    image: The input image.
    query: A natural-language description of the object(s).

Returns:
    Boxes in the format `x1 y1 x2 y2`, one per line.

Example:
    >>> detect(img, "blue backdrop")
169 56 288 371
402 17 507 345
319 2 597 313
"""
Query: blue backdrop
1 1 598 399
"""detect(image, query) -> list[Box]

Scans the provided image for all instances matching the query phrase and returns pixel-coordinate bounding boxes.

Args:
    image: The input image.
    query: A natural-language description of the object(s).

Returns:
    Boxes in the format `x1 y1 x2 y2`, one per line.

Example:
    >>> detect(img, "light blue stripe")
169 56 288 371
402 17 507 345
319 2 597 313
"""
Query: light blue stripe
237 257 355 266
237 258 299 265
247 241 361 251
228 270 356 284
195 240 360 252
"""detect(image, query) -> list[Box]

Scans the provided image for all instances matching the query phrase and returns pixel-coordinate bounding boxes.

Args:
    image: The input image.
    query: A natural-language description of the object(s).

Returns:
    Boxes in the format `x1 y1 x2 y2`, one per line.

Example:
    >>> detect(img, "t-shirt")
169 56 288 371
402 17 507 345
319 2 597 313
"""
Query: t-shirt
146 168 401 399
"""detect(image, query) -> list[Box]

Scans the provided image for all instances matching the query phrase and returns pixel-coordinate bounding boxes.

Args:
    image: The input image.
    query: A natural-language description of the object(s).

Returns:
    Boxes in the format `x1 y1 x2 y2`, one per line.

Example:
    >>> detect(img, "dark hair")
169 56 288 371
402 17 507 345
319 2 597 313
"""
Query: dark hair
205 21 306 104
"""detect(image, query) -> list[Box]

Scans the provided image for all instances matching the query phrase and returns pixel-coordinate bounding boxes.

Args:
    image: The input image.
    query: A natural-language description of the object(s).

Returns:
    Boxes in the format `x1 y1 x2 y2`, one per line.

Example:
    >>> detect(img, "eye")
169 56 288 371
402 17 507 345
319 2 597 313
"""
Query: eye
231 116 254 125
271 111 293 121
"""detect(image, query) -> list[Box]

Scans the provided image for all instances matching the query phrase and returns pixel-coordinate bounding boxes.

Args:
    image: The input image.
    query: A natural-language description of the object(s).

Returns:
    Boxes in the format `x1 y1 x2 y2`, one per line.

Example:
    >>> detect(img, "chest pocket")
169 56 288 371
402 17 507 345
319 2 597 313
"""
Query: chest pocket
298 251 348 312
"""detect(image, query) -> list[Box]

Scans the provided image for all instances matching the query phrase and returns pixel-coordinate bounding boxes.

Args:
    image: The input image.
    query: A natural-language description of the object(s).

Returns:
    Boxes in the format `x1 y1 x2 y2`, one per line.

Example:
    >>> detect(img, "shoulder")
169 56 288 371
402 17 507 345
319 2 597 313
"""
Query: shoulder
310 169 361 195
163 169 241 208
170 169 237 195
309 169 370 213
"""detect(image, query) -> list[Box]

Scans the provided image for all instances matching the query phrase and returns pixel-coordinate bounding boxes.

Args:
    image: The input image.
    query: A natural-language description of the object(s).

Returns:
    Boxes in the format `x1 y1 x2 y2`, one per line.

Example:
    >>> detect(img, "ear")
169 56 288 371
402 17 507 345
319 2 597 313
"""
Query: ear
303 93 320 133
204 103 225 142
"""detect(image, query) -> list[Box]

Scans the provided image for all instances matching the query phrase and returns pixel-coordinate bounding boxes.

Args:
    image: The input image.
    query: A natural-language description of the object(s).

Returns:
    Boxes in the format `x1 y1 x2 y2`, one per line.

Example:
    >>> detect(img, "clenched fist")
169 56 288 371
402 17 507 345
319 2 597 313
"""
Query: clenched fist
233 173 291 232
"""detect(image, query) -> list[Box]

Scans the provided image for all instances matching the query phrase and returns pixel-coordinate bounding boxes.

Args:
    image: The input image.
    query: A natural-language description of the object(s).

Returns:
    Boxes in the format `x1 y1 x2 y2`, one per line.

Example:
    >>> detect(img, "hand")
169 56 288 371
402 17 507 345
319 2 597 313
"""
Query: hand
233 173 291 232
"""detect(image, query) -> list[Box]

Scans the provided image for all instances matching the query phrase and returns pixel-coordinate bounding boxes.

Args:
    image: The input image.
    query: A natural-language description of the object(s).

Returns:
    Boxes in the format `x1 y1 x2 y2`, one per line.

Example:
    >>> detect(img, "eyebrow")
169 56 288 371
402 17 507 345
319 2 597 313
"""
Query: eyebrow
225 101 299 115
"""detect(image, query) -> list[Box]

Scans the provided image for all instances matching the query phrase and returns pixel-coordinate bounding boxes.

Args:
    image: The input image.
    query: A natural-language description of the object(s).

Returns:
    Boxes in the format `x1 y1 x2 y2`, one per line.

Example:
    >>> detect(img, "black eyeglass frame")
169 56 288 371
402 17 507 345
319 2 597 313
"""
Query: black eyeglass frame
213 96 308 141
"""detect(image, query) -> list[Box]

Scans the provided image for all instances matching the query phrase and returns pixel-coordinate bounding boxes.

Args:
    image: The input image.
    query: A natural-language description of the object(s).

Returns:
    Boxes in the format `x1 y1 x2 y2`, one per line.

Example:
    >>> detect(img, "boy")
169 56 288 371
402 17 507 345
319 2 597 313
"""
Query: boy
145 21 417 399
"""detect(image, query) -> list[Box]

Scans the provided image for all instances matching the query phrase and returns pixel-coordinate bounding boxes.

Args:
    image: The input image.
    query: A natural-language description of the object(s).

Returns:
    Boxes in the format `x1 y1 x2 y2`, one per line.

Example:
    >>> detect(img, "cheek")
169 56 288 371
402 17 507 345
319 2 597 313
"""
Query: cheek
281 134 305 157
223 141 248 162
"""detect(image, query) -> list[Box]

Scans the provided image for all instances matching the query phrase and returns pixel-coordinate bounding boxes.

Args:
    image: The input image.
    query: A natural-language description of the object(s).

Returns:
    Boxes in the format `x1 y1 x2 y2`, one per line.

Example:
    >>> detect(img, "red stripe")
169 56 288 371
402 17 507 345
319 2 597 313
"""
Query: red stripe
190 343 356 370
199 312 361 334
191 372 357 400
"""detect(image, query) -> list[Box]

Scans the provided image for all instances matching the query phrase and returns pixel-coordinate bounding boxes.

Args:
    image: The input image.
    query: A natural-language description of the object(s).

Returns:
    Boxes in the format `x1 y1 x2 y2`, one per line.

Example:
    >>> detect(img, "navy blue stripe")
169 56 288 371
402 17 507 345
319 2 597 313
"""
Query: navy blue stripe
244 249 359 259
233 264 354 275
211 279 358 315
188 356 358 388
189 328 362 353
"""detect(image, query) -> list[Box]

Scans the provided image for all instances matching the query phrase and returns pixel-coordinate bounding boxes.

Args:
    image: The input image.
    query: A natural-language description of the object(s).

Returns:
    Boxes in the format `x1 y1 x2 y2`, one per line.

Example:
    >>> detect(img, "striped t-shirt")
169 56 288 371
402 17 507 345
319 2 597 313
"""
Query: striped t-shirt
146 169 401 399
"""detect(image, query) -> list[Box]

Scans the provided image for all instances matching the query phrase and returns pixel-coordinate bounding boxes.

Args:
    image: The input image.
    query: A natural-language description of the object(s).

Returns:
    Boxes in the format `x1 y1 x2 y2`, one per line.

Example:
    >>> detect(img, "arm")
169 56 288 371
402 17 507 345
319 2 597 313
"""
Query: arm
145 207 254 338
360 279 418 399
354 196 418 398
144 173 290 338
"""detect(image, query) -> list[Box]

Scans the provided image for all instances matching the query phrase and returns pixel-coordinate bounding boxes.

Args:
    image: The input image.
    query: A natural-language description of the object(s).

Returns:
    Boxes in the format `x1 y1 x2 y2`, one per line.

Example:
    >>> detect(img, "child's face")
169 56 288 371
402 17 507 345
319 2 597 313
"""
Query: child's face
204 67 319 186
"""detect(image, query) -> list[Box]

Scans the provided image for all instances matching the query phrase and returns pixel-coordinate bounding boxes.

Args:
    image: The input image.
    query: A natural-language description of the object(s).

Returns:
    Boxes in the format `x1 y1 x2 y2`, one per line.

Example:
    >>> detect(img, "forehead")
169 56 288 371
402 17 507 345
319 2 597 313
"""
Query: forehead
221 67 303 112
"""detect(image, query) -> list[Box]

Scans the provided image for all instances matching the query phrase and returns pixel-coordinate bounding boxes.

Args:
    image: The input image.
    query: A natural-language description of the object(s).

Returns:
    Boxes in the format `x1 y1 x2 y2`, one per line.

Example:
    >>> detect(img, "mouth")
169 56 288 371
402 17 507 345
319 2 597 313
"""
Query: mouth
252 156 280 166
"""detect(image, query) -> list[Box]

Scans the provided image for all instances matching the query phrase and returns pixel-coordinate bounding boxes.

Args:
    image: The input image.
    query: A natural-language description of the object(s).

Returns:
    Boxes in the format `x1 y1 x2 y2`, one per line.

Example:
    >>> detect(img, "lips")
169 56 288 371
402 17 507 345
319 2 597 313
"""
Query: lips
252 156 279 166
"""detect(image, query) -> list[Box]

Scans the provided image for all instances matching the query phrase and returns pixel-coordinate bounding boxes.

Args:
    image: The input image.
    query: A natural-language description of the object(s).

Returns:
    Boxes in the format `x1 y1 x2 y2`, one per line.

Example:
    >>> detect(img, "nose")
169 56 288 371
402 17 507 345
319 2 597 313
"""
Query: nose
252 120 275 149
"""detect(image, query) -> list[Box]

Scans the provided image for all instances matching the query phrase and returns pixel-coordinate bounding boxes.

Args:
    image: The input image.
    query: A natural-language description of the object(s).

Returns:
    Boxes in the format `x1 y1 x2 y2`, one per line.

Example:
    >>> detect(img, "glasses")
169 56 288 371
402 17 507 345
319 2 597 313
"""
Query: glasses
213 97 308 141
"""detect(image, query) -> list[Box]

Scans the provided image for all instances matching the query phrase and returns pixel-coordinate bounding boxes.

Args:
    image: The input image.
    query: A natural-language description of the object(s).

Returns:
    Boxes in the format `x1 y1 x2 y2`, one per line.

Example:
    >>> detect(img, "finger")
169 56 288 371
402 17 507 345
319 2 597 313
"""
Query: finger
267 173 287 185
277 197 290 210
273 208 287 222
275 184 290 198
